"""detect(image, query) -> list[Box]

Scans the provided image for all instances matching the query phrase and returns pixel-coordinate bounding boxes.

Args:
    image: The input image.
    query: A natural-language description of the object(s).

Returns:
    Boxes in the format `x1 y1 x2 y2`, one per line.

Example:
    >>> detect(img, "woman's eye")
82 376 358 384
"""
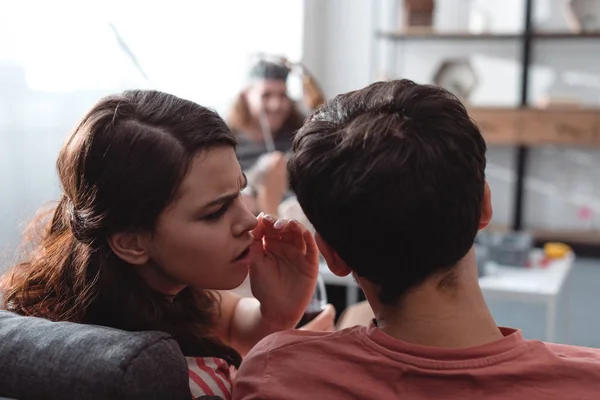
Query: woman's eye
203 204 229 221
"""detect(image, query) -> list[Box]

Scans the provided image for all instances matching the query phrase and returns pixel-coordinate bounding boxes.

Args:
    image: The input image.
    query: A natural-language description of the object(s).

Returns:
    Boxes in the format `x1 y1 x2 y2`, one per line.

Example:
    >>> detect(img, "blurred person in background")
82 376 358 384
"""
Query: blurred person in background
227 56 324 218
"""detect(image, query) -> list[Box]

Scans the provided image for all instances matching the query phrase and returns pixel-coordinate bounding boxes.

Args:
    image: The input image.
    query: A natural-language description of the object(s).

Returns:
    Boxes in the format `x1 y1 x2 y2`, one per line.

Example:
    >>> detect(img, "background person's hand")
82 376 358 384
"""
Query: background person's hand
249 214 320 330
255 152 287 216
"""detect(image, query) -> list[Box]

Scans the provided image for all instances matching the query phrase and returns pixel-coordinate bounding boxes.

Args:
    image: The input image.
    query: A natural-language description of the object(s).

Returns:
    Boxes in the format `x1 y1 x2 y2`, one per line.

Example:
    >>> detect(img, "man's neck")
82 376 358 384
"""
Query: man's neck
370 252 503 349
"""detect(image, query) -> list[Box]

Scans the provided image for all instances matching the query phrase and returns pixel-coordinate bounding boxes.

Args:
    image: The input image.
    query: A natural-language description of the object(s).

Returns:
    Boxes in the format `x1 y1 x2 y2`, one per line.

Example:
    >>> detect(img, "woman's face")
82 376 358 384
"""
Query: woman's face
142 146 258 294
246 79 292 133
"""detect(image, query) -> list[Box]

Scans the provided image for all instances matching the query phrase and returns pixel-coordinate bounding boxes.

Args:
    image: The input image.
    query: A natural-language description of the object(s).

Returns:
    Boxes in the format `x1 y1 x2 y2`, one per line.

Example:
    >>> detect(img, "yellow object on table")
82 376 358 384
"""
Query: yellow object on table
544 242 572 259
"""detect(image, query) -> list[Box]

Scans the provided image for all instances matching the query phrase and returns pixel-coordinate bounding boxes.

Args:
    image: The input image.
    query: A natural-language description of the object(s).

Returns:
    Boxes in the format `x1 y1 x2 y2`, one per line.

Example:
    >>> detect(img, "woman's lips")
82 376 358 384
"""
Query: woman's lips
233 247 252 265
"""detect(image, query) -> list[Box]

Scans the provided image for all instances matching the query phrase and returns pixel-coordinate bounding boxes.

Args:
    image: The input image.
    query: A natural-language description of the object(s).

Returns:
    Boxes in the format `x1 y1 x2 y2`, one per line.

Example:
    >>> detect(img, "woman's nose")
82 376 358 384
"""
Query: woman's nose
233 201 258 237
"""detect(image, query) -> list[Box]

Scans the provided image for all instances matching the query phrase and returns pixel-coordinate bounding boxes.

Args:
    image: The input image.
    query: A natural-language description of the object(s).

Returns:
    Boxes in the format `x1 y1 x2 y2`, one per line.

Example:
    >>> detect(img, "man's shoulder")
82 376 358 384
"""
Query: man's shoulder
234 327 369 399
543 341 600 363
251 325 366 356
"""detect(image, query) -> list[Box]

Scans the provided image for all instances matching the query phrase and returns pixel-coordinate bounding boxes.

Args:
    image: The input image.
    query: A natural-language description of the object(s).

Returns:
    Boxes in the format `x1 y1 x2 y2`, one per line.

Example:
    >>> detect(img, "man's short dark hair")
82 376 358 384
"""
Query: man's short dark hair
288 79 487 304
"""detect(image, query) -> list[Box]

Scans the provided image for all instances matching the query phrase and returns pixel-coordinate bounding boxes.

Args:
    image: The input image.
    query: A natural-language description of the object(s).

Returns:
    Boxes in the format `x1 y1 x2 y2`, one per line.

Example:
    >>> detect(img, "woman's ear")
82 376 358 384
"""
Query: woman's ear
107 232 150 266
315 233 352 277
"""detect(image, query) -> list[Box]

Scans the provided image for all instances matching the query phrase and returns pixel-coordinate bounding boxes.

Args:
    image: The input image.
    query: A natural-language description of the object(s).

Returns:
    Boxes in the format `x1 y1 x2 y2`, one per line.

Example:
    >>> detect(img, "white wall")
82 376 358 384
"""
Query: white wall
302 0 600 232
302 0 375 99
0 67 114 266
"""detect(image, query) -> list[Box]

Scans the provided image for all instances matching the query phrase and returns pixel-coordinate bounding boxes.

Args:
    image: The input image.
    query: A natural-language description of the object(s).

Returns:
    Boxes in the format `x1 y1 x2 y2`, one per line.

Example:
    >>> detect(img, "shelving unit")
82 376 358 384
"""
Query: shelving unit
374 0 600 256
469 107 600 147
376 31 523 40
376 31 600 41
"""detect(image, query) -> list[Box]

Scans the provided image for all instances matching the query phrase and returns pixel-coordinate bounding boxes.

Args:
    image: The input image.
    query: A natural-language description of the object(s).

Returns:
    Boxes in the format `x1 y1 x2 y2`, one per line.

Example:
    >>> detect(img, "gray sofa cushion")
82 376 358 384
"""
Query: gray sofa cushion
0 310 192 400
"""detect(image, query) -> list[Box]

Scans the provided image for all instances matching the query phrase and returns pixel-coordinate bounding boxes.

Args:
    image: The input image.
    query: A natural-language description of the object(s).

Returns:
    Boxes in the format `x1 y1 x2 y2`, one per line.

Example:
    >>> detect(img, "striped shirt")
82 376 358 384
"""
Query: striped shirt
186 356 234 399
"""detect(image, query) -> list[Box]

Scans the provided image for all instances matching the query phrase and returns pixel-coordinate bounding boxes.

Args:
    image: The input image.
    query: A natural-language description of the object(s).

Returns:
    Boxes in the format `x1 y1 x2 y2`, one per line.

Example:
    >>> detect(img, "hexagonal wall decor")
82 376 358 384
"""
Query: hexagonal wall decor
433 59 478 104
565 0 600 32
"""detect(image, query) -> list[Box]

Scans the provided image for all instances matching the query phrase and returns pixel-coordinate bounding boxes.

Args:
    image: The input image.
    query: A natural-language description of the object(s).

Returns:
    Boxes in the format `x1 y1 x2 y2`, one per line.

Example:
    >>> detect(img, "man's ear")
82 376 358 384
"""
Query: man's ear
479 181 493 230
315 233 352 277
107 232 150 266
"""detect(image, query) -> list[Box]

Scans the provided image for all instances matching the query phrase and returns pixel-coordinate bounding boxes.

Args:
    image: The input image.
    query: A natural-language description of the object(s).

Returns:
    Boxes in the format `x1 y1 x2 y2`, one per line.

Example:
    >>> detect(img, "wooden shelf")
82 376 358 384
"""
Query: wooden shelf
376 30 521 40
533 31 600 39
377 30 600 41
469 108 521 145
468 107 600 147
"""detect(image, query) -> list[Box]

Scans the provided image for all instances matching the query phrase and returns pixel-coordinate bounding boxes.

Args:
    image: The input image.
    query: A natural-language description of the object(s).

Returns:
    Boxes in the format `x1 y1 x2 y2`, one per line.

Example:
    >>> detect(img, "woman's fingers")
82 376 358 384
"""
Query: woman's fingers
261 214 281 239
277 220 307 249
303 229 319 264
250 213 267 257
262 217 309 258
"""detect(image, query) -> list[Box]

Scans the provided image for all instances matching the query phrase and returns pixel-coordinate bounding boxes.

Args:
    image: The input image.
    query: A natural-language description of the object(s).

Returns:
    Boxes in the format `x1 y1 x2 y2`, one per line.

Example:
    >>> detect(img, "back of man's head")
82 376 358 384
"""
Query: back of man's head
288 79 487 304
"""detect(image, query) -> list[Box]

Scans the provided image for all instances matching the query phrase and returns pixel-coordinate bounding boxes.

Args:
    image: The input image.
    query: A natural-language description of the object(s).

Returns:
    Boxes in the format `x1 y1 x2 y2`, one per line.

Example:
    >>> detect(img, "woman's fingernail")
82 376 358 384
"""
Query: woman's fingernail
263 214 276 223
274 219 285 229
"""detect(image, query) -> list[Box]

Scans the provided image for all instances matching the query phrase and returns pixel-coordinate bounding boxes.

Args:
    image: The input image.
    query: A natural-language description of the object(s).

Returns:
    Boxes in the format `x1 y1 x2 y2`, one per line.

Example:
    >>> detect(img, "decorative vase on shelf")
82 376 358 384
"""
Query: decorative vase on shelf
535 74 584 109
433 59 478 104
469 2 490 34
403 0 435 31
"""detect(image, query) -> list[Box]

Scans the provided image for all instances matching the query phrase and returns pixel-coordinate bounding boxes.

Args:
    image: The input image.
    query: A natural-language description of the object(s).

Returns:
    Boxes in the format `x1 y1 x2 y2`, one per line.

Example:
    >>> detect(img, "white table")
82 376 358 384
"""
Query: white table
479 250 574 342
319 250 574 342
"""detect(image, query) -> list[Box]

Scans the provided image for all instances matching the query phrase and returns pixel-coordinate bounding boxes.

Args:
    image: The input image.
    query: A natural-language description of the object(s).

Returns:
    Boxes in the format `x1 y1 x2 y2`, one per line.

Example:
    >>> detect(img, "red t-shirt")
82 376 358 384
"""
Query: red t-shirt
233 323 600 399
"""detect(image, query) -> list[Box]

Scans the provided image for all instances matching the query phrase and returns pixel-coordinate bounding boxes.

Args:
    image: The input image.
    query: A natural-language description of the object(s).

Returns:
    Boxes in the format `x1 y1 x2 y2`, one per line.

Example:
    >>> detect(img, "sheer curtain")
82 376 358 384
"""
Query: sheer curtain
0 0 304 267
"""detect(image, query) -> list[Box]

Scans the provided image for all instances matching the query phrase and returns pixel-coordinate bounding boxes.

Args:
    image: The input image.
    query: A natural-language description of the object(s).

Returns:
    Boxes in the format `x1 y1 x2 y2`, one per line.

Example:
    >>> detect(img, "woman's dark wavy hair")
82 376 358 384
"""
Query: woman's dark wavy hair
0 90 242 367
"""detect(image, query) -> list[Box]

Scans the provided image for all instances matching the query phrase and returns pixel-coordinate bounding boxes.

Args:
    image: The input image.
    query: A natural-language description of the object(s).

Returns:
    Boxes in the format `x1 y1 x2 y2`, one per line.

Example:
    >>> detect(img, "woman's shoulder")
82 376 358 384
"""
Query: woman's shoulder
186 356 234 400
